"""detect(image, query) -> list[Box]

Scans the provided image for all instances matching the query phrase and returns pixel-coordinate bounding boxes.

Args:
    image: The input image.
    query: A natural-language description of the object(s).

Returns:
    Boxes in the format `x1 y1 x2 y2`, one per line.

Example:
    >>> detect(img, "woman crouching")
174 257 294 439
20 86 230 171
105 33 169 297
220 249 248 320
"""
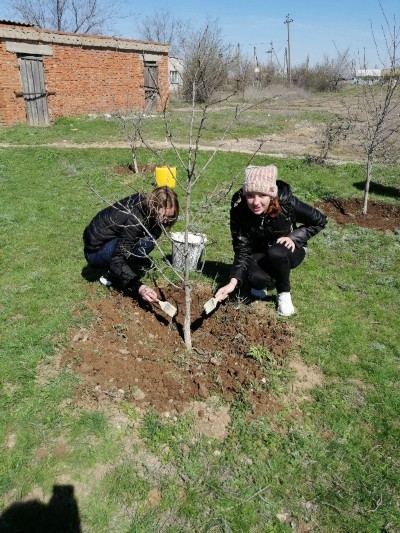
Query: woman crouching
83 186 179 303
215 165 327 316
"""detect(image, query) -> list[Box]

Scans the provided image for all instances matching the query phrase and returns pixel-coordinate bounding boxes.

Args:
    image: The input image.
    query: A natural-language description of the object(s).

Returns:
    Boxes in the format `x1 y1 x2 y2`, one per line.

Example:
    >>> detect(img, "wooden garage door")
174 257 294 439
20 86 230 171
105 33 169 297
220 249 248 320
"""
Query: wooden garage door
144 61 159 112
18 55 50 126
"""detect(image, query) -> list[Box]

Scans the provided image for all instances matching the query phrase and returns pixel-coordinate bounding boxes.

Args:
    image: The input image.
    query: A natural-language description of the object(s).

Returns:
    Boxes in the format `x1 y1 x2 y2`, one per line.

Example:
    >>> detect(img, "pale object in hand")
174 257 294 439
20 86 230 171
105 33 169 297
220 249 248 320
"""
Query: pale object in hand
158 300 177 318
203 297 219 315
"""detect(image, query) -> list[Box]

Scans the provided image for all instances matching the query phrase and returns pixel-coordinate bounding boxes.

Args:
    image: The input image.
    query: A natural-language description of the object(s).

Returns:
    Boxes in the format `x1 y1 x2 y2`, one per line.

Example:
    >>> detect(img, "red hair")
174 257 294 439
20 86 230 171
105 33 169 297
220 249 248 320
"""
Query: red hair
265 197 281 218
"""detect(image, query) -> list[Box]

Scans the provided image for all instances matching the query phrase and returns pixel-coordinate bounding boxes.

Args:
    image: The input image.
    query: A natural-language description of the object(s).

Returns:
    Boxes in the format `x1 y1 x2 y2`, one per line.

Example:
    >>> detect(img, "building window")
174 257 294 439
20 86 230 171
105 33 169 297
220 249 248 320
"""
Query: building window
170 70 180 84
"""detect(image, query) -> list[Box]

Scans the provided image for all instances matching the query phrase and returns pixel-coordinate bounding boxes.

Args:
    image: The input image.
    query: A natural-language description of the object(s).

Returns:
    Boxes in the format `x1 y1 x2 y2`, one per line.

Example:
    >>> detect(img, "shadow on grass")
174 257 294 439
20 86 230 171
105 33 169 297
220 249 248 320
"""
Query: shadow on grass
81 263 106 283
81 256 233 287
200 259 232 283
353 181 400 199
160 256 232 288
0 485 81 533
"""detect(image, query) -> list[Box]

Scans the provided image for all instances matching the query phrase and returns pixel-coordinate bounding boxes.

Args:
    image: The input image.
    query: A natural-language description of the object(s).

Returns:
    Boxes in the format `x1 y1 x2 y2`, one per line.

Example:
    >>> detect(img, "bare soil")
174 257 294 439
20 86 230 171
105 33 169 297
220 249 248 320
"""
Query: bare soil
317 197 400 233
63 284 293 419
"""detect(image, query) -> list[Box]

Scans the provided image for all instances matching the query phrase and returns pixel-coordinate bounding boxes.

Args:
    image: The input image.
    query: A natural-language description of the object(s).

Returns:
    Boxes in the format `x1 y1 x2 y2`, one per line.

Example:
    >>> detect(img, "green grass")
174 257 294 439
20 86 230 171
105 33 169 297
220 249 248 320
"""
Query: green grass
0 115 124 145
0 96 336 147
0 124 399 531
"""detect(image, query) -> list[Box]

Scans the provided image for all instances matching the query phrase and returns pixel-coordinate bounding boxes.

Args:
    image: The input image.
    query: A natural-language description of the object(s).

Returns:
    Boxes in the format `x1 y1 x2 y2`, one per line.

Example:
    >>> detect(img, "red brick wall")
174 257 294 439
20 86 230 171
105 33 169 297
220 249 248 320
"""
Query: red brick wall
44 46 146 119
0 42 27 125
0 33 169 125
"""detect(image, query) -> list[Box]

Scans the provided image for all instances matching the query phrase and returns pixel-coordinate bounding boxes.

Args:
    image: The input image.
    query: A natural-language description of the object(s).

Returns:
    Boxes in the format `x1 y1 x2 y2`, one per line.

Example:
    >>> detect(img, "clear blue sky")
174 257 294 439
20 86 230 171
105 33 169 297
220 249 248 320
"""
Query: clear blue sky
1 0 398 67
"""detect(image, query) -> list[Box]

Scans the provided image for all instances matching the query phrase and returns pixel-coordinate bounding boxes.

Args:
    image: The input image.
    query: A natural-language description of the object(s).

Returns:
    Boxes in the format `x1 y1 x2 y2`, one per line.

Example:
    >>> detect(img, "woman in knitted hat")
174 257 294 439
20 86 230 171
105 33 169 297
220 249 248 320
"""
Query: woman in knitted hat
215 165 327 316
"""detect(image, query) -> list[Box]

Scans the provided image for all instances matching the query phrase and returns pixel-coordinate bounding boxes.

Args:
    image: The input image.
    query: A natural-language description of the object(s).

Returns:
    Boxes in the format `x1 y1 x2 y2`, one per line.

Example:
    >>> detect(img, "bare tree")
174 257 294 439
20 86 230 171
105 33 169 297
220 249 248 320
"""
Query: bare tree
292 48 352 92
137 8 184 57
9 0 120 34
228 44 254 94
180 18 233 103
313 111 353 163
116 111 143 174
138 13 233 103
115 68 275 350
352 3 400 214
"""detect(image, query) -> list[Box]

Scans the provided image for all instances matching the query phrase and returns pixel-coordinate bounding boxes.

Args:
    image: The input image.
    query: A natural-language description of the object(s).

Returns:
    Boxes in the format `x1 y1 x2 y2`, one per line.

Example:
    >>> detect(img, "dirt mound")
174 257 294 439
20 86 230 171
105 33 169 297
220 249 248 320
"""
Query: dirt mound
317 197 400 233
63 285 293 418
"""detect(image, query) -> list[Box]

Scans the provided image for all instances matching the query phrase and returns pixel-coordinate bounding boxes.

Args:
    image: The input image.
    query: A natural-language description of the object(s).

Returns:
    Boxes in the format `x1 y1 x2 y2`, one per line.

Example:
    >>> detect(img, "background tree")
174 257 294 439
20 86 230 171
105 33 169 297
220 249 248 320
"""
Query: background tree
137 10 232 102
137 8 184 57
228 45 254 94
311 112 353 164
9 0 119 34
351 2 400 215
292 48 352 92
180 18 233 103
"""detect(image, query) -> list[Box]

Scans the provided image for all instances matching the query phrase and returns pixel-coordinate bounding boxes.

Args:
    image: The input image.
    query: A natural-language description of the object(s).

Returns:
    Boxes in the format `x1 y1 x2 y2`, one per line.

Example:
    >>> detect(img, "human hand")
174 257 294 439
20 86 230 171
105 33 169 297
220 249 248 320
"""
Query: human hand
277 236 295 252
138 284 158 303
215 279 238 301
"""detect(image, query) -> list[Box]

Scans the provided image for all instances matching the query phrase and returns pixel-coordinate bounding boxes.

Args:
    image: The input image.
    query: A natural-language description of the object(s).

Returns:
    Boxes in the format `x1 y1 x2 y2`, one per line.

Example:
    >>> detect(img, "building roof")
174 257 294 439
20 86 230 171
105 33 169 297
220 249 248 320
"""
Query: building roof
0 22 170 54
0 19 35 27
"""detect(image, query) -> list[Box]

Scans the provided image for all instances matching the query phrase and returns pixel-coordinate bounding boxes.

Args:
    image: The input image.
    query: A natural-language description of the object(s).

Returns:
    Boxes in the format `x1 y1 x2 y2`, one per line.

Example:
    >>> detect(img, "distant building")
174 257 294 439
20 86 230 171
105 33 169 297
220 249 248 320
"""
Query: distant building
354 69 382 84
169 56 184 92
0 19 170 126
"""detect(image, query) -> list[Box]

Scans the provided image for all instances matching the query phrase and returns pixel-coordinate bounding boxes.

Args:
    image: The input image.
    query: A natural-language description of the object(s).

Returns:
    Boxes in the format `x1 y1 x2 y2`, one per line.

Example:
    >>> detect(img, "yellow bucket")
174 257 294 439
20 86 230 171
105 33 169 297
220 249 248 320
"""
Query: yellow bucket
155 166 177 188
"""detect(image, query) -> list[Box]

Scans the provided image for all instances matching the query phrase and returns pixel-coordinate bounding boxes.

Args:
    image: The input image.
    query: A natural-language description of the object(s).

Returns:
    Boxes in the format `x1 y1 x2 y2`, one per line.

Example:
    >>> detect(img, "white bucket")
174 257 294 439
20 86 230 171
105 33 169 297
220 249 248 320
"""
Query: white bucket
170 232 207 271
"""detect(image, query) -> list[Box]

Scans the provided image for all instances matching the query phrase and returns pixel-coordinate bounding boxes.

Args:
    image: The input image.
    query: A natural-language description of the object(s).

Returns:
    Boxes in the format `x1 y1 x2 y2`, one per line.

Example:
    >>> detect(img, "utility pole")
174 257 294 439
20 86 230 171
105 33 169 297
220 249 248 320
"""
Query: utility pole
284 14 293 84
253 46 258 67
283 48 287 79
236 43 241 91
267 41 273 66
253 46 260 87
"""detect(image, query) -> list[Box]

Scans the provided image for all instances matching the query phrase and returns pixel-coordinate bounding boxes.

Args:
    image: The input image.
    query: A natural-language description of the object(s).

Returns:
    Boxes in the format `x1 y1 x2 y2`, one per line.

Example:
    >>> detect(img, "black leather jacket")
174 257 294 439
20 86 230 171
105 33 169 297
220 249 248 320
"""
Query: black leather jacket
83 193 162 290
229 180 327 283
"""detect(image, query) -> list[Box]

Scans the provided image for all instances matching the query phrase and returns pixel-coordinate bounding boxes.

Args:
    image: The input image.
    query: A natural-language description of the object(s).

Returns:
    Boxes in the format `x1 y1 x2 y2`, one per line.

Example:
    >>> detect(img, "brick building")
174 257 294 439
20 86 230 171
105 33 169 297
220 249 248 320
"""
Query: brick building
0 20 170 126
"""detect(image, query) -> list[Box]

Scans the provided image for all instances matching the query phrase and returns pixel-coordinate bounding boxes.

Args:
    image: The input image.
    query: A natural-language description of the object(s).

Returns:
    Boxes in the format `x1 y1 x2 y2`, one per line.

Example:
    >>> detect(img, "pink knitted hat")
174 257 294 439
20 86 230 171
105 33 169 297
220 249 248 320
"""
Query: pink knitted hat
243 165 278 197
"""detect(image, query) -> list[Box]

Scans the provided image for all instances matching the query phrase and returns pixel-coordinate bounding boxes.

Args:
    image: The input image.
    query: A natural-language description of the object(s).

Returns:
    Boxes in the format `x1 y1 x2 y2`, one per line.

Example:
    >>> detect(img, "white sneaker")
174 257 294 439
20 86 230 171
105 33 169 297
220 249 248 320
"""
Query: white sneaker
250 287 268 300
99 274 112 287
277 292 295 316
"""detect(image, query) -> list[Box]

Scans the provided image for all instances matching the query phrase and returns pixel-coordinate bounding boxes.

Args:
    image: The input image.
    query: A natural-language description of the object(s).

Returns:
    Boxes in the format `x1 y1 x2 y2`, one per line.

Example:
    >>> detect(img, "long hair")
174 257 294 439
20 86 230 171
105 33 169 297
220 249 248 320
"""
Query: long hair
265 196 281 218
145 186 179 227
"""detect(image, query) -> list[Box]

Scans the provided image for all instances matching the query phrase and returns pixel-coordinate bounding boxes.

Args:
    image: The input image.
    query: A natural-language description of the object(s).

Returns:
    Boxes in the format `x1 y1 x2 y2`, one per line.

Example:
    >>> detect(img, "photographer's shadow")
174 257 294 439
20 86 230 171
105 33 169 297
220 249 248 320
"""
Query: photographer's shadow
0 485 81 533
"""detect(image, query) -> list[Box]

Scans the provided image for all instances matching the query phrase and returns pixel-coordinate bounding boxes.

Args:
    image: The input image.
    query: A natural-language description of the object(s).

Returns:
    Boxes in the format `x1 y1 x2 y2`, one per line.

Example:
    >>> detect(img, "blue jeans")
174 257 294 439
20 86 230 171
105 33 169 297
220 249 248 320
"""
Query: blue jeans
84 236 155 269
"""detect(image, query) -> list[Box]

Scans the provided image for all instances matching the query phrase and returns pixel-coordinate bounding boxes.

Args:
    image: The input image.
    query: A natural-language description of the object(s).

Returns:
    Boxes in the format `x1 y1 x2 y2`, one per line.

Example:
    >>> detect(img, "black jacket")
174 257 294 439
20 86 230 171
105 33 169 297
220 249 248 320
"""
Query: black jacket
229 180 327 283
83 193 162 289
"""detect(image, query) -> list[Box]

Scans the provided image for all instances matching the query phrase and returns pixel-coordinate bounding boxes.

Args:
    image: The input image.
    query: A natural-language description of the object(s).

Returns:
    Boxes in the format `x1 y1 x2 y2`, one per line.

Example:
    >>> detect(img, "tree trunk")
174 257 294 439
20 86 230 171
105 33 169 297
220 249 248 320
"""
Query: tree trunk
362 154 373 215
131 146 139 173
183 181 192 350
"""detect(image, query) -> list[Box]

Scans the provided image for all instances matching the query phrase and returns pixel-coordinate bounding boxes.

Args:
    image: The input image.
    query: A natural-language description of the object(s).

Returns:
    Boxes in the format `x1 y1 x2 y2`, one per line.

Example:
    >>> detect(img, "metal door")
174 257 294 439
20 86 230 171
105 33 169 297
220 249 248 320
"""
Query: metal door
18 55 50 126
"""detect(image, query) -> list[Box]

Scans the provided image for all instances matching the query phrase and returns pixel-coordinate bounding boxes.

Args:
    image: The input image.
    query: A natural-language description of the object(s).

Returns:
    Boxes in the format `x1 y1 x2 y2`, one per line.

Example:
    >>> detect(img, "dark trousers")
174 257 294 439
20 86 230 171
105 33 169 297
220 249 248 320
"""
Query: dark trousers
248 243 306 293
84 236 156 270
